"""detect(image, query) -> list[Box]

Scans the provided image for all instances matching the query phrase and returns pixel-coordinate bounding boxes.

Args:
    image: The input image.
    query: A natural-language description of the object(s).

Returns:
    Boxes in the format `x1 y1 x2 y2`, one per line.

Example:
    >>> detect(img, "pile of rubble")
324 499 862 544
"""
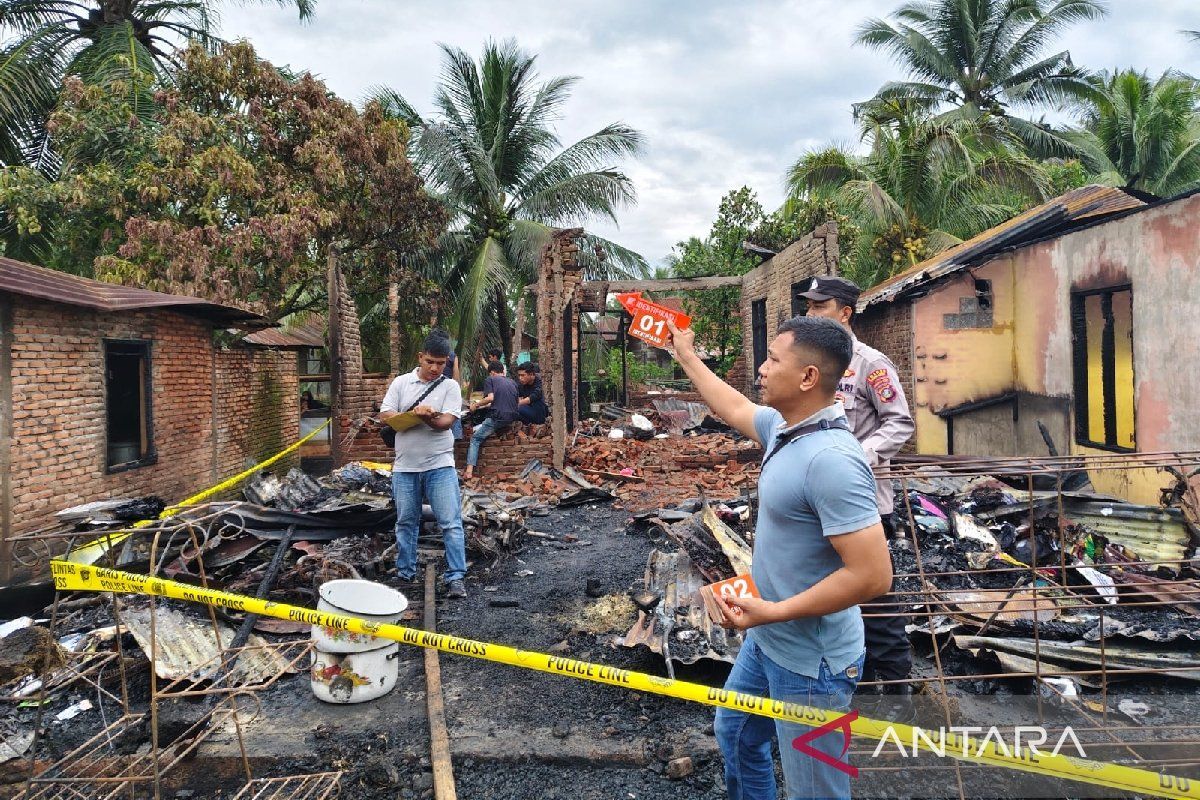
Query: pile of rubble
613 456 1200 694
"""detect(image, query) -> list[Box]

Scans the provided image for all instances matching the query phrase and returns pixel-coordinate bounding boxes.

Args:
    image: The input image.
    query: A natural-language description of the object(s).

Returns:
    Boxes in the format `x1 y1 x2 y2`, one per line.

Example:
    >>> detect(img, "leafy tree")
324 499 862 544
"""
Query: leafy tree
855 0 1106 155
787 100 1048 287
368 39 646 364
0 42 445 323
0 0 314 172
668 187 764 373
1067 69 1200 197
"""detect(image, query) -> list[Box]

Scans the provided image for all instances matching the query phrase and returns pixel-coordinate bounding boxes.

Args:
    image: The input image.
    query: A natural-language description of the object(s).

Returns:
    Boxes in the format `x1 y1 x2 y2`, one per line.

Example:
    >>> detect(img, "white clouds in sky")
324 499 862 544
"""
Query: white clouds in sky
218 0 1200 267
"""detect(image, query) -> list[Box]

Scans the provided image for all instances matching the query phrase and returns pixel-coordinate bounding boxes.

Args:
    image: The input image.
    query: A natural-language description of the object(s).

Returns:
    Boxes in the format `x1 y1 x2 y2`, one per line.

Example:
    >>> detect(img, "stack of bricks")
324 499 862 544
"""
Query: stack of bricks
739 222 839 394
725 352 750 395
1 296 300 580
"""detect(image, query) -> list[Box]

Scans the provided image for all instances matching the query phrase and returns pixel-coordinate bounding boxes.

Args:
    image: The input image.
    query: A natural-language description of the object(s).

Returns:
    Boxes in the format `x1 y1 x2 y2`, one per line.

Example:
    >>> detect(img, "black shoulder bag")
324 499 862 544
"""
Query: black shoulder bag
380 375 448 448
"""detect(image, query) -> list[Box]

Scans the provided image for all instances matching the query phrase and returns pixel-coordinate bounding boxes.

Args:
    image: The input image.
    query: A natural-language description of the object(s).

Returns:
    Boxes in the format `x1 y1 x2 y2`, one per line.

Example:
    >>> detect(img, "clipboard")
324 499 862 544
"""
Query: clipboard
385 411 424 432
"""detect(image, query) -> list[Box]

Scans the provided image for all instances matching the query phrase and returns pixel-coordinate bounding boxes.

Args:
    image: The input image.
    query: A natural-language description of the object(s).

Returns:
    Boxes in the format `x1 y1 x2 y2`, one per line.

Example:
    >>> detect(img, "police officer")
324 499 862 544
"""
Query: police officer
801 275 916 716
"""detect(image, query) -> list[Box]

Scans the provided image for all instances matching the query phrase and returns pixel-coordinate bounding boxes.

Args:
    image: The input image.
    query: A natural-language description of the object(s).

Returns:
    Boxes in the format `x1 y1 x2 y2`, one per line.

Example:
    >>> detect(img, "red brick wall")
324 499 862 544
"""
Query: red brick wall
214 348 299 478
2 296 302 579
853 300 914 406
342 373 395 463
453 425 554 476
739 223 839 396
853 299 916 451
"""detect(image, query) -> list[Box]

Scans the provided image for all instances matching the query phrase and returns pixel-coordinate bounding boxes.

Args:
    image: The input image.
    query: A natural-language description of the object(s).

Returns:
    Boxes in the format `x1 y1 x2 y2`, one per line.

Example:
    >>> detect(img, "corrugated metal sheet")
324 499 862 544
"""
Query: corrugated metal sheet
860 186 1146 309
621 549 743 666
122 605 298 684
0 256 268 326
244 322 325 348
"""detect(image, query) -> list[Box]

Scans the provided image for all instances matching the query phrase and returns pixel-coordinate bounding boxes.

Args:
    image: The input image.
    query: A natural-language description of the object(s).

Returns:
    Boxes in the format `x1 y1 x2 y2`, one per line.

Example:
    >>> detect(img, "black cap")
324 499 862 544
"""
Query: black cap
798 275 861 308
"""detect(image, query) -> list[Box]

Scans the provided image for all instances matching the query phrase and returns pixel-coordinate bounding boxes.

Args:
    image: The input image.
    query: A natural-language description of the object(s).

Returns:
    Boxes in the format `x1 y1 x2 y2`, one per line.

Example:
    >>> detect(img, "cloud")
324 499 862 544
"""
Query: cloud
218 0 1199 267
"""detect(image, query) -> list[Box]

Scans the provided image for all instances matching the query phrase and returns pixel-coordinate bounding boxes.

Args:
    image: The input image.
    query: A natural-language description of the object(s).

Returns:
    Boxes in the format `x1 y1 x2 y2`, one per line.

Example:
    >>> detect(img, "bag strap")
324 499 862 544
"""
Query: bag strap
760 417 850 470
403 375 447 413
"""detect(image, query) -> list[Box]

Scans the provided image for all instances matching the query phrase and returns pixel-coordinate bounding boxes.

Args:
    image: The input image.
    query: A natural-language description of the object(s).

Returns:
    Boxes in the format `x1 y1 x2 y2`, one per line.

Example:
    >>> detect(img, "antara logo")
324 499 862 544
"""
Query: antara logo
791 710 859 777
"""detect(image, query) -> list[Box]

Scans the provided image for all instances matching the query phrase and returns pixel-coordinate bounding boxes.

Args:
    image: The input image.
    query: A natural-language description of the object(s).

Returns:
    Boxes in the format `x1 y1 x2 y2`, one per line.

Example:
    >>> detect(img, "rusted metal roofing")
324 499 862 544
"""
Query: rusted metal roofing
244 320 325 348
0 256 268 326
859 186 1146 309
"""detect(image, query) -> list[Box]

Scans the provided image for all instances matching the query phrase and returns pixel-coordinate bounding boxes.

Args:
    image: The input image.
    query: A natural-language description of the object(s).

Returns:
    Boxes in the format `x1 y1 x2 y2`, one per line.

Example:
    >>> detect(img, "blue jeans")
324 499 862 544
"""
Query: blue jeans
392 467 466 582
451 417 463 440
466 417 509 466
715 637 864 800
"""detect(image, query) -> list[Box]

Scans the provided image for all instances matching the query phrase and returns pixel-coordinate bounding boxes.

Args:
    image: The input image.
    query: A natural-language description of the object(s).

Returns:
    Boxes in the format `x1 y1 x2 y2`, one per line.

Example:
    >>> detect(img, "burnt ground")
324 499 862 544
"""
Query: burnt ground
6 500 1200 799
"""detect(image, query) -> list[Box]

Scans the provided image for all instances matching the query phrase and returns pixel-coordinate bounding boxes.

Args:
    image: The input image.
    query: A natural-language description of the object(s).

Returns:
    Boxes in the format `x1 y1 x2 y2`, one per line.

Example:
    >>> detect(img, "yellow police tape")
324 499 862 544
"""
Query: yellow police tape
66 420 332 565
48 561 1198 799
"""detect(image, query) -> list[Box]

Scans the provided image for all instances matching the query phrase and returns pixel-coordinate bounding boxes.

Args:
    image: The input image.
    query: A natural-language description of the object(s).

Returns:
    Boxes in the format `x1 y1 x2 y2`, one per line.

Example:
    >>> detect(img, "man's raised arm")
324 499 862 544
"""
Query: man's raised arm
666 320 761 444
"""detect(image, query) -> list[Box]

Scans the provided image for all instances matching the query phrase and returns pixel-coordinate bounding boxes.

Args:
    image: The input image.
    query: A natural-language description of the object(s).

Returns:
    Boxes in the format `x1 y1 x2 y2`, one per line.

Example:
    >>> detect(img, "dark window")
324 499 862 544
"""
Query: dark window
1071 287 1134 451
790 283 808 317
751 299 768 377
105 340 155 470
299 347 328 376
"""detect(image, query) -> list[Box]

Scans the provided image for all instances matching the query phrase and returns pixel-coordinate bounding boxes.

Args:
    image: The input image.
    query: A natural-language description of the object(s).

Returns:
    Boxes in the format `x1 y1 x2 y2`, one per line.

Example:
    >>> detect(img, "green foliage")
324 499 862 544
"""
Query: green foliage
1067 69 1200 197
1042 158 1091 196
749 196 863 277
854 0 1105 157
0 0 315 173
369 39 646 363
786 101 1049 288
668 187 763 373
0 42 445 323
596 346 675 395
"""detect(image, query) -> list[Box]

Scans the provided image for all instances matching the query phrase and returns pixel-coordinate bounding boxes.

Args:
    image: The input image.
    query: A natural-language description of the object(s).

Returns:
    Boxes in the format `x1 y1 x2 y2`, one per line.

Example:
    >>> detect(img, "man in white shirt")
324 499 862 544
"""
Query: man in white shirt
380 332 468 598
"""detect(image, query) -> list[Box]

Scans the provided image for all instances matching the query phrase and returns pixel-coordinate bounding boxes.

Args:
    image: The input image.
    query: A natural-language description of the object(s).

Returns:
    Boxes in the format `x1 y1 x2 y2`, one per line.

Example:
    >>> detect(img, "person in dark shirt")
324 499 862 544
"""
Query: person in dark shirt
464 361 519 479
515 362 547 424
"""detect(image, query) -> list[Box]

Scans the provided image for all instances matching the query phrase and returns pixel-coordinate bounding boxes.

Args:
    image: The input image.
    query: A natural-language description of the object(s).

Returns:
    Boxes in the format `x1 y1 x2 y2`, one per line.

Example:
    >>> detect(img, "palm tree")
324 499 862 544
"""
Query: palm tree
1068 69 1200 197
855 0 1107 155
0 0 314 171
787 100 1048 286
370 39 646 363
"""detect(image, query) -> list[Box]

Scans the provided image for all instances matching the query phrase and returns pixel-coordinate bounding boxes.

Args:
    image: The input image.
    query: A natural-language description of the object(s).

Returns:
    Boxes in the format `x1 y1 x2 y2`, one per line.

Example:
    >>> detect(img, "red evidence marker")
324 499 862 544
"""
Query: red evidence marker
614 292 691 349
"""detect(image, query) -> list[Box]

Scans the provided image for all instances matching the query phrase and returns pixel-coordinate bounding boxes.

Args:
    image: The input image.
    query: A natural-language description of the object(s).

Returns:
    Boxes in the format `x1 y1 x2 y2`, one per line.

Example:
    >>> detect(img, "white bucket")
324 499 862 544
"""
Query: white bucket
310 642 399 704
312 579 408 653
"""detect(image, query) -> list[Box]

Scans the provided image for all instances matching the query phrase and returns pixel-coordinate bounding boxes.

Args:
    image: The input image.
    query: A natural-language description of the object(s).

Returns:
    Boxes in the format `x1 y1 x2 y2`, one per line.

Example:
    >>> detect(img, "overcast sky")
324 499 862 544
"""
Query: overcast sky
219 1 1198 269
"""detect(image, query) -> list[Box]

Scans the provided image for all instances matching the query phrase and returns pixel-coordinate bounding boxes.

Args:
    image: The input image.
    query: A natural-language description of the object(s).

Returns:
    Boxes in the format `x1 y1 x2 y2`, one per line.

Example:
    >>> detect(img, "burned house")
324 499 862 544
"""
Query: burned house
0 258 304 583
856 185 1200 504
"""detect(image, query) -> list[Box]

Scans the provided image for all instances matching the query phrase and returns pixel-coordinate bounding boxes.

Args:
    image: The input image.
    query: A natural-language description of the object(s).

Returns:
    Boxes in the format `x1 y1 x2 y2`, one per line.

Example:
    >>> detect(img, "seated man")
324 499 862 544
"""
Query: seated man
515 362 548 425
464 361 519 479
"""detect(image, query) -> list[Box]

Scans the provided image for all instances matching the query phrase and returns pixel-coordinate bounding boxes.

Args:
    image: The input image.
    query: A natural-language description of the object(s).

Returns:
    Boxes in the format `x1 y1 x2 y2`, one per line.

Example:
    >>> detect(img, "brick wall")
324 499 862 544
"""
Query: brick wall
453 424 554 476
4 299 216 543
739 223 839 395
854 299 917 452
853 300 914 407
2 296 301 581
342 373 395 463
214 348 300 478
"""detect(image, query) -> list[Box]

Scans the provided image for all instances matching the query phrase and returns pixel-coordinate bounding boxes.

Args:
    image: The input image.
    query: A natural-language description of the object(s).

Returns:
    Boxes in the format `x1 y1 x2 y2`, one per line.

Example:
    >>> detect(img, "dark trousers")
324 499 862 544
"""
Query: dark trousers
863 514 913 684
517 406 547 425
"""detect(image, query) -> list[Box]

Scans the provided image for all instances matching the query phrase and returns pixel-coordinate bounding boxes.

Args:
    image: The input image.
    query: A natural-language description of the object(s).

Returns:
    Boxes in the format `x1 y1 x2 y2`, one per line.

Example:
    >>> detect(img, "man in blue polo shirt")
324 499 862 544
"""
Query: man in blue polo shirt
667 315 892 800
